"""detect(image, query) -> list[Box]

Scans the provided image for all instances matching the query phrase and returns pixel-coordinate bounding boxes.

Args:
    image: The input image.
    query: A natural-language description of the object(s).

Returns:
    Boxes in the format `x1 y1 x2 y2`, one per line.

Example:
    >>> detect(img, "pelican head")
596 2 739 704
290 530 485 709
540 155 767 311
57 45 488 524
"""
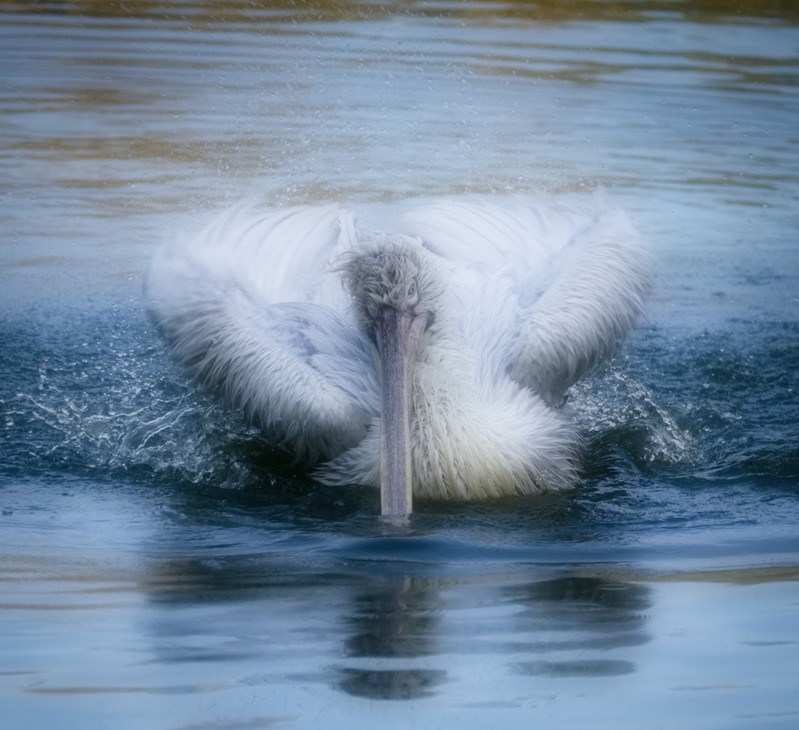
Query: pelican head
342 235 443 520
343 234 441 336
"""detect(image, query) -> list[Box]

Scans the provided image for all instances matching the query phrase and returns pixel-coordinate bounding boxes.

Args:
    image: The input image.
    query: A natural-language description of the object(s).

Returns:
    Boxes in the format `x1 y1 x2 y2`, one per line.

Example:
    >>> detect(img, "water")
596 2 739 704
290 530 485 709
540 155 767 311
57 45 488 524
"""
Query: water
1 1 798 727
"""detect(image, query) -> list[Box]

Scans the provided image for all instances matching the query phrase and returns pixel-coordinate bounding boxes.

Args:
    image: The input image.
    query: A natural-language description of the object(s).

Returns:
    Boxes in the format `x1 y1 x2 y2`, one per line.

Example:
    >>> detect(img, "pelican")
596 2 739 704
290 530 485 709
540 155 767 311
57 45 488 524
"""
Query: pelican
145 198 650 518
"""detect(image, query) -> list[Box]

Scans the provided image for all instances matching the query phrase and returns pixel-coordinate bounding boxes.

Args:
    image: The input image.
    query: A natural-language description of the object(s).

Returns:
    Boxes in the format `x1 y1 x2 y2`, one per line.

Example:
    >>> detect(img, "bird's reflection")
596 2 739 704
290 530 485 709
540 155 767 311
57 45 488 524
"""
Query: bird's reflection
344 575 440 658
337 575 446 700
139 553 652 701
508 575 652 678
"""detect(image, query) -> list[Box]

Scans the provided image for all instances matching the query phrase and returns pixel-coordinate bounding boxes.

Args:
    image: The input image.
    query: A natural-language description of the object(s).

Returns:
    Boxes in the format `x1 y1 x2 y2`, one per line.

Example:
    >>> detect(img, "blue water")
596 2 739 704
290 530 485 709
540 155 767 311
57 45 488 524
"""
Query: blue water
3 300 797 554
1 1 798 727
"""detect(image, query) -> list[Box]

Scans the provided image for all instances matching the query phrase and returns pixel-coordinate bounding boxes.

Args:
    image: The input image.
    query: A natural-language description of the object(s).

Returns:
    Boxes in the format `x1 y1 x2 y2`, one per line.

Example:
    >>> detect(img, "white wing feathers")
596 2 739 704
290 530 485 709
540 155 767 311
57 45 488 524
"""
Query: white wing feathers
145 203 378 463
147 198 649 470
406 201 651 406
190 201 354 303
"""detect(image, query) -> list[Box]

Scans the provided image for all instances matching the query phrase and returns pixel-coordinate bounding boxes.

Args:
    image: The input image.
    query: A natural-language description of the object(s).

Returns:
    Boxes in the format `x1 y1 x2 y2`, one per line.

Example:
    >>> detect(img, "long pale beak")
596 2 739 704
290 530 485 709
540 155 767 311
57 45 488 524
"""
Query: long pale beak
375 307 426 520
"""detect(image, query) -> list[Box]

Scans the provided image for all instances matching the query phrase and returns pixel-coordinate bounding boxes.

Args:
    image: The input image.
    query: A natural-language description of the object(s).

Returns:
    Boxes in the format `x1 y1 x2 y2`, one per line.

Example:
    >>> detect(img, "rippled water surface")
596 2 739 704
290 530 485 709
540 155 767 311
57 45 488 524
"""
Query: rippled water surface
2 1 798 727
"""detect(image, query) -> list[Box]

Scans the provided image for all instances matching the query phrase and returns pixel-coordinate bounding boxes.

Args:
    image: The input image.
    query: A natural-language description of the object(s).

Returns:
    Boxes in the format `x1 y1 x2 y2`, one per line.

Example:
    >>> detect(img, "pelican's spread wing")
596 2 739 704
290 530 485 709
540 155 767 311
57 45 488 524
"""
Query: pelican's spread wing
146 203 379 463
405 200 651 405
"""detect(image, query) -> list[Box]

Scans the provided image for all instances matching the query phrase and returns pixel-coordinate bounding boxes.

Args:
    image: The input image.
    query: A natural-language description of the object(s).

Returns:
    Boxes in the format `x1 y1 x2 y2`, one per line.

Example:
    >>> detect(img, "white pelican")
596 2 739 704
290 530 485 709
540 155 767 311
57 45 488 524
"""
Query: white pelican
146 199 650 518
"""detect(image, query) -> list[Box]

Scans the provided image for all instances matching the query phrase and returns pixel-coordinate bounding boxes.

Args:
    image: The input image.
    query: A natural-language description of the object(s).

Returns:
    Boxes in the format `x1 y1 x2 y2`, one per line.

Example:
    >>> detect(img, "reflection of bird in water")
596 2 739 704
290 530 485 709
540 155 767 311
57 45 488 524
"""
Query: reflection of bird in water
146 199 650 518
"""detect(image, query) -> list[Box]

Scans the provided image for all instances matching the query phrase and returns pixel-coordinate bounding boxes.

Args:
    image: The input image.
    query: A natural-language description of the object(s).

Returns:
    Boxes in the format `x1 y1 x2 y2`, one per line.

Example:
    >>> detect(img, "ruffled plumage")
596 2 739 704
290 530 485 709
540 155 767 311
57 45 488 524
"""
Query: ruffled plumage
146 197 650 500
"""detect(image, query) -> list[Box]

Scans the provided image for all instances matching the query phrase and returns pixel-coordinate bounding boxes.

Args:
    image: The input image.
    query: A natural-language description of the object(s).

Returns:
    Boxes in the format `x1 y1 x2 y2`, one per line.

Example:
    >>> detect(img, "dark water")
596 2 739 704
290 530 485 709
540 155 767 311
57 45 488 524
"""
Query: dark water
2 1 799 727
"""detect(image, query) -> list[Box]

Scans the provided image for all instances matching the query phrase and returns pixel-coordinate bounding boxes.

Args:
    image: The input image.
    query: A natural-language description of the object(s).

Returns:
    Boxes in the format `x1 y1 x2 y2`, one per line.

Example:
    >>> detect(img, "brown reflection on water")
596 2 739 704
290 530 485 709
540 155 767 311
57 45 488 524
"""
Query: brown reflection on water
3 0 797 23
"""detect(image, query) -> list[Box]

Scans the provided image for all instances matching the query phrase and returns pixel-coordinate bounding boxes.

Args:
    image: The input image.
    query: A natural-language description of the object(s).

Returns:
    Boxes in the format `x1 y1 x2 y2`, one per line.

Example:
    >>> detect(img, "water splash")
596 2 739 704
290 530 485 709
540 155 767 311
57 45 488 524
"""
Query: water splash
2 307 796 518
573 363 696 474
0 306 268 489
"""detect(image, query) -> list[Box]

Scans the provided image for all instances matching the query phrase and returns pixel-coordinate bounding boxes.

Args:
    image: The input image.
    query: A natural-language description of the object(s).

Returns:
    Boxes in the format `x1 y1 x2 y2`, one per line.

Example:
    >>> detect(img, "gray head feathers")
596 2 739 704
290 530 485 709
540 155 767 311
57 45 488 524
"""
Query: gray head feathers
341 234 444 335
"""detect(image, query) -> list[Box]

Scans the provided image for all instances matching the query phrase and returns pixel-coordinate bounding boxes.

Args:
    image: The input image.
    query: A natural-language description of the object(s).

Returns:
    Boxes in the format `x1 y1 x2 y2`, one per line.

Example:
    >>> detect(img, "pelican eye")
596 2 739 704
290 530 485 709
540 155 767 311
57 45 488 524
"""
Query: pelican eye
406 278 419 305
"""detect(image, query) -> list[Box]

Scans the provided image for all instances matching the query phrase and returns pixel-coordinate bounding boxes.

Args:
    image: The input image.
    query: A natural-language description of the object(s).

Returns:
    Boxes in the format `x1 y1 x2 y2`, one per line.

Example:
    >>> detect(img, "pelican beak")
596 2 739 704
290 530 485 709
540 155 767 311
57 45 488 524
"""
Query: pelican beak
375 307 427 520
